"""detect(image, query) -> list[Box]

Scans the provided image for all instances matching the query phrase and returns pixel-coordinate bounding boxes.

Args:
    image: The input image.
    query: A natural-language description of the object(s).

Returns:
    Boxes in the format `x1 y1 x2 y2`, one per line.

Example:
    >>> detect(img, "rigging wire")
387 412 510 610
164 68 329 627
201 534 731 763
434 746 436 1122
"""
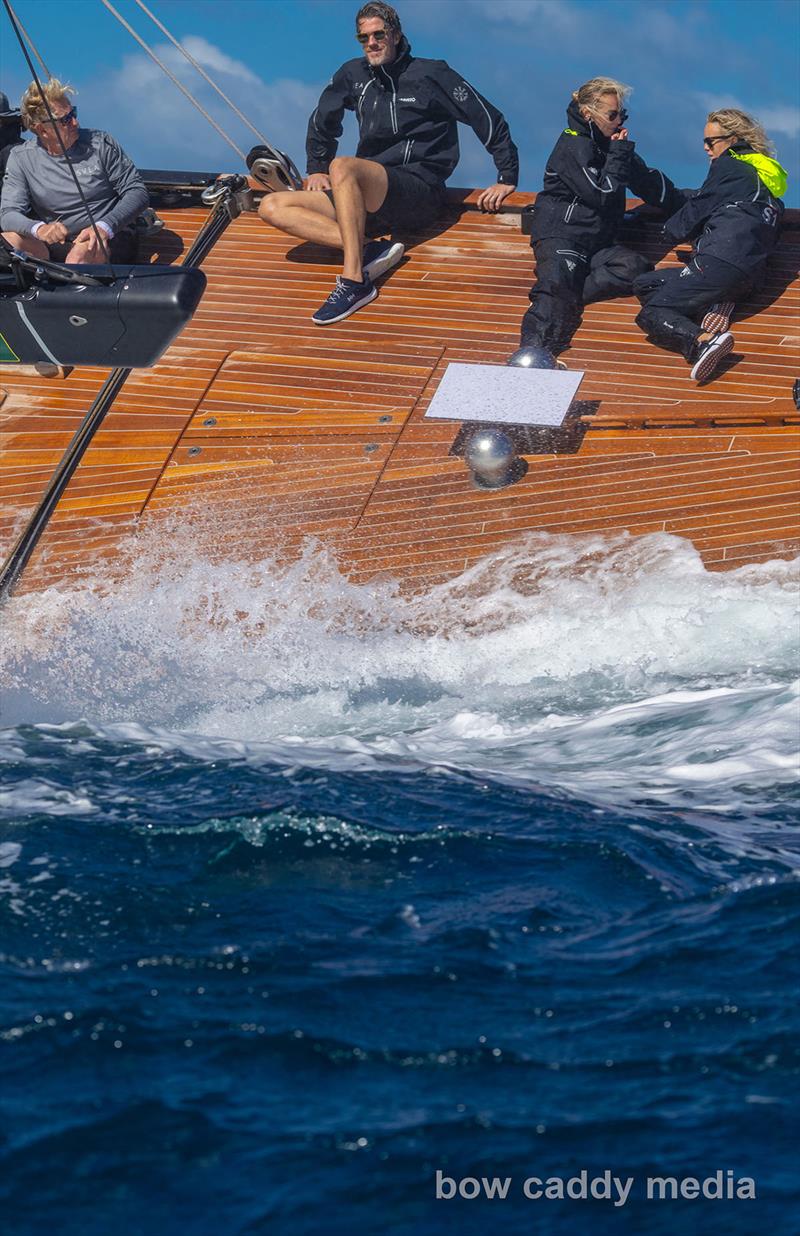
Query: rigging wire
6 0 51 79
132 0 274 149
98 0 248 163
1 0 108 256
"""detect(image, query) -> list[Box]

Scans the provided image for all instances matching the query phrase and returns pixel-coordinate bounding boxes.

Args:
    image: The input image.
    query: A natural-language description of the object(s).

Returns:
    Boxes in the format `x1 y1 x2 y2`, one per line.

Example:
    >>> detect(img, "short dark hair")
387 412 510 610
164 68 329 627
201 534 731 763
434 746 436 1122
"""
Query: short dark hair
356 3 401 35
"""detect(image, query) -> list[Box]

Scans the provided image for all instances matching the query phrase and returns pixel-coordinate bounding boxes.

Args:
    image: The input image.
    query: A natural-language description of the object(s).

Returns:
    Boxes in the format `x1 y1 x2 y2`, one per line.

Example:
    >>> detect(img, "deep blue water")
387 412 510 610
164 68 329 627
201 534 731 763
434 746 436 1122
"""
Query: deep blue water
1 532 798 1234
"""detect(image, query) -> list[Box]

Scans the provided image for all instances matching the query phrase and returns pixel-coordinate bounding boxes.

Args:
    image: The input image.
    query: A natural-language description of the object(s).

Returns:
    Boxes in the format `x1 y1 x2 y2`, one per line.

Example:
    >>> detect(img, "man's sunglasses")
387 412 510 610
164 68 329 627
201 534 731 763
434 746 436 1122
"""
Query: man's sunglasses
356 29 388 43
703 134 730 148
43 106 78 127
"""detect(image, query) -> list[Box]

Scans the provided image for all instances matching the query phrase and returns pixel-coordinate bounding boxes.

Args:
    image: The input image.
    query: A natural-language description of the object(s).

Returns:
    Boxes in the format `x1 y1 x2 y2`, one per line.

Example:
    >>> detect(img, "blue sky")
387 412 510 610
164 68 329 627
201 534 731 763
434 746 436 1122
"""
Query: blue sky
2 0 798 203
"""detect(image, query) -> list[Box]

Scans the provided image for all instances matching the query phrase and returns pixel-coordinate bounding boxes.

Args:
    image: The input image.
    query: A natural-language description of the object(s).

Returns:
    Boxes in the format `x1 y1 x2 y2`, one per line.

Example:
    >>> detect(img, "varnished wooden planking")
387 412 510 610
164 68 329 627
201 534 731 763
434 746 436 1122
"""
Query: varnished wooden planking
4 190 799 591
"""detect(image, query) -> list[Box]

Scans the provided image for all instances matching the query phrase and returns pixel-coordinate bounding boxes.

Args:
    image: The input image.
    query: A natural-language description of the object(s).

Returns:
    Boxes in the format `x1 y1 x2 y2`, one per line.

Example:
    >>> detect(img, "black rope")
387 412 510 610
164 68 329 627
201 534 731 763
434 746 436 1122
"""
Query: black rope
2 0 108 257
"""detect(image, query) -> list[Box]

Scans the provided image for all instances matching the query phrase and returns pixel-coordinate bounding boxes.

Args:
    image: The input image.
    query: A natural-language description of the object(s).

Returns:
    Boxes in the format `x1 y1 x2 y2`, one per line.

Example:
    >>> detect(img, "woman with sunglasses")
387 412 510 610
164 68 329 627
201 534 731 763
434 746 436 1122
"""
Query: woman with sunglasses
633 108 786 383
0 78 147 265
519 77 681 359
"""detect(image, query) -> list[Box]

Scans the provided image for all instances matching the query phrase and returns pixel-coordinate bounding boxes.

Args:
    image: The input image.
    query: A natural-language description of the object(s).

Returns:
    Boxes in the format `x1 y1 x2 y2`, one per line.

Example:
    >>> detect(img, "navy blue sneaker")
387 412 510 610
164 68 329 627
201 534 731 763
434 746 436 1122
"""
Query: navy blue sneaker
362 238 405 282
312 276 377 325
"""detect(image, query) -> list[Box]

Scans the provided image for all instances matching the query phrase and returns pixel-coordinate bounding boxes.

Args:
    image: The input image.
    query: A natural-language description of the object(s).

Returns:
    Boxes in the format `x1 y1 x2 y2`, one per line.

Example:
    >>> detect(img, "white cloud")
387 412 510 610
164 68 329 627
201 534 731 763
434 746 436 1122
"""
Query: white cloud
81 38 323 170
180 35 261 85
467 0 578 32
758 105 800 139
693 91 800 143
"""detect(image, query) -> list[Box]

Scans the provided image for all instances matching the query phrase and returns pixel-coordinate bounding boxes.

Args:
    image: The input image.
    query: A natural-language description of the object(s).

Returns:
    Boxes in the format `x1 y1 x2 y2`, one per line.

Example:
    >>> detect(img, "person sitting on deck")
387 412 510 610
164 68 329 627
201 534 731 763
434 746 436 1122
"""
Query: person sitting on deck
0 77 148 265
0 92 23 184
633 108 787 384
519 77 683 360
258 1 519 326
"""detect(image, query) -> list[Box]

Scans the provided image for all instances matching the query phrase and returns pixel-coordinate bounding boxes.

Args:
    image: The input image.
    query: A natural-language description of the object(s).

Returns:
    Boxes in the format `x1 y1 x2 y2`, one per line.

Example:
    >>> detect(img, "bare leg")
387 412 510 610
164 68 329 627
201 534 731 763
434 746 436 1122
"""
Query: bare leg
259 158 389 280
2 230 49 260
259 190 343 248
328 157 388 280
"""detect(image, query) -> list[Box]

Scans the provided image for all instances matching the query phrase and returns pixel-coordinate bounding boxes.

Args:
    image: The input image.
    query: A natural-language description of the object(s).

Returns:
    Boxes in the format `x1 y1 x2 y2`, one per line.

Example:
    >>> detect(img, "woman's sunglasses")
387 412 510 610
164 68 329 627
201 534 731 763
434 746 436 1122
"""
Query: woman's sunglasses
356 29 389 44
703 134 730 148
597 107 628 124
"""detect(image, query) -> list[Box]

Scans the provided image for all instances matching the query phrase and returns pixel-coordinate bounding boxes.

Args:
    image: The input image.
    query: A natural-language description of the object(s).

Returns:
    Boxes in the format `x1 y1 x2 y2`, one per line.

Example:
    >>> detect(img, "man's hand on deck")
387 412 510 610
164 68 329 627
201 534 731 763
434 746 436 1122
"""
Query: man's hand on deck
306 173 332 191
476 183 515 213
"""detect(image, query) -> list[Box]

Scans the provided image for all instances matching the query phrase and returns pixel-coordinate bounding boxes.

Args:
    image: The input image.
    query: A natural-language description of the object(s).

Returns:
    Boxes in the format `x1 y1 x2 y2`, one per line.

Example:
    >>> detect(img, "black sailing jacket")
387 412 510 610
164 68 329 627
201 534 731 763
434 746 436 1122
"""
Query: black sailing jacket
527 99 683 251
305 37 519 190
663 146 785 275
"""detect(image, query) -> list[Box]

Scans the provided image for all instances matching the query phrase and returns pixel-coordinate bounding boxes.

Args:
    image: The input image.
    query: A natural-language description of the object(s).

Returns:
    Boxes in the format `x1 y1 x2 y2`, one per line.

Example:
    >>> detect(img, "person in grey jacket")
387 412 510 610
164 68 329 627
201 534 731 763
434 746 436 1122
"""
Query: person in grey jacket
0 78 148 264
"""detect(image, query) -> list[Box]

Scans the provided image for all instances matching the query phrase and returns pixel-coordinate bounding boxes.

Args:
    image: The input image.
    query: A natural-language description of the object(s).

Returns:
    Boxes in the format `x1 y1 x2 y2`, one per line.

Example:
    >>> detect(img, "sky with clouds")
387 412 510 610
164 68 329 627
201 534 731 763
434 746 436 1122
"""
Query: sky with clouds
2 0 798 204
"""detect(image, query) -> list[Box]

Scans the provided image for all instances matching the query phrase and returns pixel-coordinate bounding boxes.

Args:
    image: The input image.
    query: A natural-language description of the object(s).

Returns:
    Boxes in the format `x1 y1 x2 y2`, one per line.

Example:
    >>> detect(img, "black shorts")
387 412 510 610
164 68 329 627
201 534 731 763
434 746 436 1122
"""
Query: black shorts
47 227 138 264
326 166 446 237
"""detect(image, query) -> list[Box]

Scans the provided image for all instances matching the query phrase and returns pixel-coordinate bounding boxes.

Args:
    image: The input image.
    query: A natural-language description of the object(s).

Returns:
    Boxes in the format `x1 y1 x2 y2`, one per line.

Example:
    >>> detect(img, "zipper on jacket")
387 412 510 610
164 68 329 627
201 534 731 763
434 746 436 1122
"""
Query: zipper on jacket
402 139 413 165
564 196 578 223
379 66 398 134
357 79 374 118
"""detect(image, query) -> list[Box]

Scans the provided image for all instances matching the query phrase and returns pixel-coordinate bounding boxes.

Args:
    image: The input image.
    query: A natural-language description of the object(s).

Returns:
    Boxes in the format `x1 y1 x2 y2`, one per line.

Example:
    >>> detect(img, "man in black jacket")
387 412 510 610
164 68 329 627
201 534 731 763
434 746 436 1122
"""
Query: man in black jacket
520 78 682 357
259 2 518 325
0 92 23 184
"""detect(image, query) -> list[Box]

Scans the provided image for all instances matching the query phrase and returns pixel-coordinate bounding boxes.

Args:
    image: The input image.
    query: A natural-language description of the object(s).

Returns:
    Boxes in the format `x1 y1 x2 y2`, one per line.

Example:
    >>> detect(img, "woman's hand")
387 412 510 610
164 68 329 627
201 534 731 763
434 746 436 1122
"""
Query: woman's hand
476 182 516 212
610 128 629 142
306 173 332 191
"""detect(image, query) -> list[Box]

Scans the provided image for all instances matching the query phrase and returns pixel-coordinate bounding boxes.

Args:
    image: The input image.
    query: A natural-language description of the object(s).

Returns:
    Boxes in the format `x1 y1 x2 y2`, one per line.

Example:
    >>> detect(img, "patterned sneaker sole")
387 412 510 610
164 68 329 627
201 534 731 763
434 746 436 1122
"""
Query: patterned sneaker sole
690 332 735 383
700 302 735 335
363 242 405 283
312 285 377 326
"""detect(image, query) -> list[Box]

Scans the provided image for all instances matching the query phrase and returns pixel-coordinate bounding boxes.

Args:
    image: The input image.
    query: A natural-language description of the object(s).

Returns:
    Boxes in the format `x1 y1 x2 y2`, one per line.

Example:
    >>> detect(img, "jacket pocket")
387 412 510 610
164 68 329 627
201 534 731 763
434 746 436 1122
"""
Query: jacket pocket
564 196 578 223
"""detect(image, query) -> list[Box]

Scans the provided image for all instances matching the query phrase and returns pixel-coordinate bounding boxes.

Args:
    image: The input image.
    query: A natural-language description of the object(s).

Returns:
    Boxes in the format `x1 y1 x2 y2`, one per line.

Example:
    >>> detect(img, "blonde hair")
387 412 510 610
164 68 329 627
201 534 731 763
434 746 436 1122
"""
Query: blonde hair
573 77 632 112
20 77 75 130
707 107 775 156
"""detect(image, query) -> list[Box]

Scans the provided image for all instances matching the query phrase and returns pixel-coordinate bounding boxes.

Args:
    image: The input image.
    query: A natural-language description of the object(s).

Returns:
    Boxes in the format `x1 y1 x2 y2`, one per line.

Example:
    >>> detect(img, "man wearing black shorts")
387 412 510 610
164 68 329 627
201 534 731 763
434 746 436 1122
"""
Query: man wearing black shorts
259 2 518 325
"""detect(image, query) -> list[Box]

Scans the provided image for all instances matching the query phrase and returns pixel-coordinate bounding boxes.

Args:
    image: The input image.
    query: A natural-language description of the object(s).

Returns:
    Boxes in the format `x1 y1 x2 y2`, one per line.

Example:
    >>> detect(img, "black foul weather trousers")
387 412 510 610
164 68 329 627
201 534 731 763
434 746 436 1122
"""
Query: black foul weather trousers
633 255 755 361
520 238 652 354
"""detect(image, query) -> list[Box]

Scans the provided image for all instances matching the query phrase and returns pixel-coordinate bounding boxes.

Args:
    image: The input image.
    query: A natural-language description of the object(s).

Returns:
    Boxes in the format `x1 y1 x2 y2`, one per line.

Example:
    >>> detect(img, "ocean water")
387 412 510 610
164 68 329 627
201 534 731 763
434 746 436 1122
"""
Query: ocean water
1 530 798 1236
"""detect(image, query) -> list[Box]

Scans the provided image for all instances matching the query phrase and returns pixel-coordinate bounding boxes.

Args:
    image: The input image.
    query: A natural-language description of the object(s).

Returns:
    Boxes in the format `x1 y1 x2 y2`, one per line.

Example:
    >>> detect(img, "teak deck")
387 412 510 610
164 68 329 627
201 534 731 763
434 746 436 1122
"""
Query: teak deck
1 188 798 594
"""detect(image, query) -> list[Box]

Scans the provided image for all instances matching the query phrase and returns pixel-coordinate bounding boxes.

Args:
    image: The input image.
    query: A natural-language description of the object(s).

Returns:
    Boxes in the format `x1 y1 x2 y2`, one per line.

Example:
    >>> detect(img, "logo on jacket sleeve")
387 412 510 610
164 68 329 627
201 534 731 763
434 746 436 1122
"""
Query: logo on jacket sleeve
762 204 778 226
452 84 469 103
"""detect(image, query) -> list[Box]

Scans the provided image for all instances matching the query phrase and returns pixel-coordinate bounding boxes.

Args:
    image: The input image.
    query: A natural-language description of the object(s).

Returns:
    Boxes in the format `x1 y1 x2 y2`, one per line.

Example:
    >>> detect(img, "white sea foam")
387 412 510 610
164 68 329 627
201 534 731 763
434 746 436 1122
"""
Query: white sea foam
1 529 798 812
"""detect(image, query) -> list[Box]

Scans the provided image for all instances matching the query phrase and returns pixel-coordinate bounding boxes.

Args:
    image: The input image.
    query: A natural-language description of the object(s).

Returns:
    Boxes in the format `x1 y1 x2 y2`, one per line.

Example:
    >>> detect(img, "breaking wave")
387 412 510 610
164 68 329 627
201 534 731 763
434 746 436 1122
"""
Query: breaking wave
1 528 798 813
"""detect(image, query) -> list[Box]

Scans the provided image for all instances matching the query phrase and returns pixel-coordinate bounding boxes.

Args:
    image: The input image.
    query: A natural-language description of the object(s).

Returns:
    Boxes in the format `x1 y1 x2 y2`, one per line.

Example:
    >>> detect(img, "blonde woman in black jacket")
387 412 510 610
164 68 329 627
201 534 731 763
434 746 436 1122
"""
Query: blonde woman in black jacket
519 77 682 358
634 108 786 383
